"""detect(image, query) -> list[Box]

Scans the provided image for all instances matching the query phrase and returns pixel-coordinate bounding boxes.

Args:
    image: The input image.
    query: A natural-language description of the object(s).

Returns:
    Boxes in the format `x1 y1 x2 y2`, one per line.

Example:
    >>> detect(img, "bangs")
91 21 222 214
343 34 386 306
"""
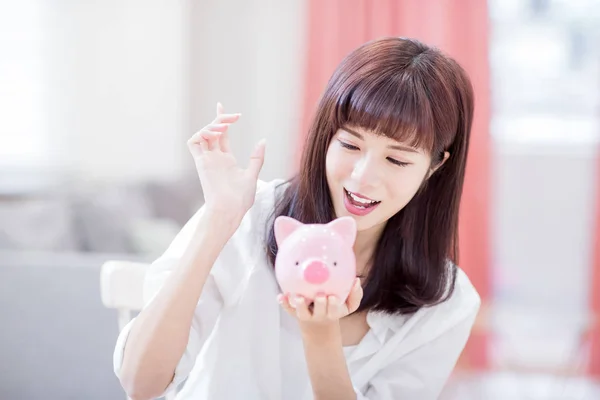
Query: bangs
332 71 436 152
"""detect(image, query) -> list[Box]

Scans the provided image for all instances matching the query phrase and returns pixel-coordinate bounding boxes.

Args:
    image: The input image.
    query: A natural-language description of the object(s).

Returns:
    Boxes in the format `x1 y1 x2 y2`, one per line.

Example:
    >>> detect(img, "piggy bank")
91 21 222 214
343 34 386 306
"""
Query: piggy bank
274 216 357 303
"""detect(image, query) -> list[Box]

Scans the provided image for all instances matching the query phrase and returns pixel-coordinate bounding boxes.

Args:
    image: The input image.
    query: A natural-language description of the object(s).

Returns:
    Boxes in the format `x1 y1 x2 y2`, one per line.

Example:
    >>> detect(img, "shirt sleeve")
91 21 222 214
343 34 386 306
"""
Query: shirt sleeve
355 302 480 400
112 205 225 397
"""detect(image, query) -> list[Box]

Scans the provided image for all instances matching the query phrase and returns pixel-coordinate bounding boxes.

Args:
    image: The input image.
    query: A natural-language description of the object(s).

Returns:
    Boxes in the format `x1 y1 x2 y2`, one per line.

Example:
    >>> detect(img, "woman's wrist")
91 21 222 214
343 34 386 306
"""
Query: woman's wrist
300 321 342 345
202 206 243 236
300 321 356 399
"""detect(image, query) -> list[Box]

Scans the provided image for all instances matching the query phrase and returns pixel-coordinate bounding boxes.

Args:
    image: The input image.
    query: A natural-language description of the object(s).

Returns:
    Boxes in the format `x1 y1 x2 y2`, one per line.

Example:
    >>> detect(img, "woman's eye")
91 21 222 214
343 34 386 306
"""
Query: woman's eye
338 140 359 151
387 157 410 167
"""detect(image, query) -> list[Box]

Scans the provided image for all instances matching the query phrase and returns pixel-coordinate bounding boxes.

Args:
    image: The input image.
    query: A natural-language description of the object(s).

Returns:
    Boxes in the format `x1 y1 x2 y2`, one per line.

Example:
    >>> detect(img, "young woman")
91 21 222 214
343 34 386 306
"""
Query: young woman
114 37 481 400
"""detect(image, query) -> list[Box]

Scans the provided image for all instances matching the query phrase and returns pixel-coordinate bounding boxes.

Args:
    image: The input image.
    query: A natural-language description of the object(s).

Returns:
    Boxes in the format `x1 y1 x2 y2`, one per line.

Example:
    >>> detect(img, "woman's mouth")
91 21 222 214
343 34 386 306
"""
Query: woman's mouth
343 188 381 216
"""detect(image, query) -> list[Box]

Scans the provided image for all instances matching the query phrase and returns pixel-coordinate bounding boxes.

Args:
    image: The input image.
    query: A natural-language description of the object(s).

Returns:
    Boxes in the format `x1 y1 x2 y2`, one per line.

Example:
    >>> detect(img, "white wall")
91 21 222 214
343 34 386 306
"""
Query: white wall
6 0 306 186
43 0 191 183
0 1 45 168
492 118 600 314
188 0 306 182
490 124 599 369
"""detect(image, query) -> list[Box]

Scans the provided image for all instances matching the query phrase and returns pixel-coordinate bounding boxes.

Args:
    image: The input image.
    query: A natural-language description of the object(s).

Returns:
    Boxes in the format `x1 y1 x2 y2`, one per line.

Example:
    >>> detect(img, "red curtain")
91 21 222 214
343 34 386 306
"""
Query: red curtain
298 0 491 369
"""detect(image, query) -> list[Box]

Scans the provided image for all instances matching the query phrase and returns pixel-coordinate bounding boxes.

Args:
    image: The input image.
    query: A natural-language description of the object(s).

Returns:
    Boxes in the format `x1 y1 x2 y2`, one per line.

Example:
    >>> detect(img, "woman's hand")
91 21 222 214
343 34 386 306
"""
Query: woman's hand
188 102 266 223
278 278 363 330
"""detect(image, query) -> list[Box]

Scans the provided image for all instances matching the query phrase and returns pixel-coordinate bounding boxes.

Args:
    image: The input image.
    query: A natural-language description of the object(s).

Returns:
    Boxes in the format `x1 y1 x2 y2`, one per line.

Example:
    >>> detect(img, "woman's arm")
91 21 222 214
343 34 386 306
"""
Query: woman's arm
118 211 238 400
118 102 265 400
279 279 363 400
301 321 357 399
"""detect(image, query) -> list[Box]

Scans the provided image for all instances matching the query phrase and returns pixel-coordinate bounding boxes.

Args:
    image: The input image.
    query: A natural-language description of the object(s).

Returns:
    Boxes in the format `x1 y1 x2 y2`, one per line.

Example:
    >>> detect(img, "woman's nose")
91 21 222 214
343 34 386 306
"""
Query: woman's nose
351 156 379 186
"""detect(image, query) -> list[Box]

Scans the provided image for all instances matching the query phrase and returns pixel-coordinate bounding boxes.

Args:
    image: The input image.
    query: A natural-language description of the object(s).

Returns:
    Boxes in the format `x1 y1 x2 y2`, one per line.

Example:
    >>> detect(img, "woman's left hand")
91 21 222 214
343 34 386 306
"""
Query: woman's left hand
278 278 363 327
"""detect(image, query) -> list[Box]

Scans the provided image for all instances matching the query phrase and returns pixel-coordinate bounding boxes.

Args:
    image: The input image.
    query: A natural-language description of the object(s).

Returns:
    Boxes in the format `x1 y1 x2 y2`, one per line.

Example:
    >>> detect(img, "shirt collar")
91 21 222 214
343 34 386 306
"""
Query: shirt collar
366 310 409 343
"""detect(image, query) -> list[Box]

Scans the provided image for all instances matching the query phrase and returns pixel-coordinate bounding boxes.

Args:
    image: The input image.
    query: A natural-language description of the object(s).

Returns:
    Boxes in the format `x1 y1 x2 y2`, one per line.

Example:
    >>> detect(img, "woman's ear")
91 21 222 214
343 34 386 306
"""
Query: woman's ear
427 151 450 179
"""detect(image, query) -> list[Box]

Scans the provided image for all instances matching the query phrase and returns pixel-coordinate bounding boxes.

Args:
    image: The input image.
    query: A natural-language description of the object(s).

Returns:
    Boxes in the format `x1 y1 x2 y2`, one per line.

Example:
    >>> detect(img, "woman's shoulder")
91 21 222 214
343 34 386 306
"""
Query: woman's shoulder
146 178 289 273
371 266 481 344
253 178 289 212
420 265 481 331
144 178 289 304
361 267 481 396
452 266 481 312
435 266 481 333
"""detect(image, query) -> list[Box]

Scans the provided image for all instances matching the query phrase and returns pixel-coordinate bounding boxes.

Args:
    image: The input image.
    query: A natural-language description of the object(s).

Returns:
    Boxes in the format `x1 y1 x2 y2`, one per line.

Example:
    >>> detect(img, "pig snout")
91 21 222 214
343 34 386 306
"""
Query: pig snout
303 260 330 284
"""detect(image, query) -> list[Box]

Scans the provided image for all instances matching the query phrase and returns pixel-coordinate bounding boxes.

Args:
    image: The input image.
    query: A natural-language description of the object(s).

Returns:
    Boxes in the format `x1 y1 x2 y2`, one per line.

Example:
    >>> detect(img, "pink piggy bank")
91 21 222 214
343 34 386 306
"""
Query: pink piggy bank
274 216 357 303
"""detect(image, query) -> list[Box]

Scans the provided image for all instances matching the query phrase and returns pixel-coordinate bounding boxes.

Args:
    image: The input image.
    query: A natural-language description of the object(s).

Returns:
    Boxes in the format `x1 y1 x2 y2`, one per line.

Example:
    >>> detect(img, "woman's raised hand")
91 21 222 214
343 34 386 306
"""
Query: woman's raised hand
188 102 266 223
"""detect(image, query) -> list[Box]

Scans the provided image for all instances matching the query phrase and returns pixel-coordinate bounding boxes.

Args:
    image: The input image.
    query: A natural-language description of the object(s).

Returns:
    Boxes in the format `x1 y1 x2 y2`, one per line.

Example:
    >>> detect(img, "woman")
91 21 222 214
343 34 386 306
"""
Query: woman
114 37 481 400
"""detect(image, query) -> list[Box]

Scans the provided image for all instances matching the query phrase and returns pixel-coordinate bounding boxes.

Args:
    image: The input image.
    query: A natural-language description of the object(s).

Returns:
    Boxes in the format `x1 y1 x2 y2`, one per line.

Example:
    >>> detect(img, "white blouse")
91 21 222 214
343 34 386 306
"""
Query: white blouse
113 179 481 400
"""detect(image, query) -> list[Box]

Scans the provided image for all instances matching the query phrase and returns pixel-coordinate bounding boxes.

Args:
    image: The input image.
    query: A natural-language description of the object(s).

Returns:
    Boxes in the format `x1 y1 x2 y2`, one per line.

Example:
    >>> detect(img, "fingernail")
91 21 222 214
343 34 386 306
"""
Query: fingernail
255 138 266 150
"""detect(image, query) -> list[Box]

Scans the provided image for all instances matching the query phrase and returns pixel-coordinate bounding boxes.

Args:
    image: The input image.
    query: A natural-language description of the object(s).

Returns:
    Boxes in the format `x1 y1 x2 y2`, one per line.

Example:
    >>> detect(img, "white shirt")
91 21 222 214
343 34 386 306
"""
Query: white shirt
113 179 481 400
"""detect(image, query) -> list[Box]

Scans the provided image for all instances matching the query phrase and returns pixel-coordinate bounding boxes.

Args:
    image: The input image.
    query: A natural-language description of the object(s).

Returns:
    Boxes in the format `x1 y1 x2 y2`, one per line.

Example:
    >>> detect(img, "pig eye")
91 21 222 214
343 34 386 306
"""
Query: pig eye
333 262 337 267
295 261 299 266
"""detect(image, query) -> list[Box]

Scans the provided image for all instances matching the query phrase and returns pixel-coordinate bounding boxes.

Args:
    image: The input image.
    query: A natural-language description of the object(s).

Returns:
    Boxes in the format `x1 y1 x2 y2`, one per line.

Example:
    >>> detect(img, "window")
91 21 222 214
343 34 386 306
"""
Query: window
489 0 600 144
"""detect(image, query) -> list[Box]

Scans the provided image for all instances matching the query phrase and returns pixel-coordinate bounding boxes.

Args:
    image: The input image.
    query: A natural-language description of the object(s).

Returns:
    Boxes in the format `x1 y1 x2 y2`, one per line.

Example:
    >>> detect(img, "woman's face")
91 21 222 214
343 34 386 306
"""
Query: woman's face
325 126 436 233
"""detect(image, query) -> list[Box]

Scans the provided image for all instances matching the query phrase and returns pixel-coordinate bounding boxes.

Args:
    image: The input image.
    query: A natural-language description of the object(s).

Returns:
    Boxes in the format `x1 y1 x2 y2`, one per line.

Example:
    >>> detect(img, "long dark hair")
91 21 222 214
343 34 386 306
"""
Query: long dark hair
266 37 474 315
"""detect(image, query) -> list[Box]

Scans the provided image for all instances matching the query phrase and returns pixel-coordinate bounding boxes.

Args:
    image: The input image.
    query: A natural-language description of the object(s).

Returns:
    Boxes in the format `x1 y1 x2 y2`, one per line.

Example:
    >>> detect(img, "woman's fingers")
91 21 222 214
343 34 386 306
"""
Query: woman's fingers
278 294 295 315
187 103 239 155
212 103 239 152
214 102 241 124
188 130 211 154
219 130 231 153
197 138 208 153
246 138 266 180
199 130 221 151
214 114 241 124
279 292 354 323
189 102 240 155
278 282 362 323
280 295 314 321
326 296 344 319
312 295 327 321
204 125 230 152
206 123 230 132
345 278 363 314
189 127 228 153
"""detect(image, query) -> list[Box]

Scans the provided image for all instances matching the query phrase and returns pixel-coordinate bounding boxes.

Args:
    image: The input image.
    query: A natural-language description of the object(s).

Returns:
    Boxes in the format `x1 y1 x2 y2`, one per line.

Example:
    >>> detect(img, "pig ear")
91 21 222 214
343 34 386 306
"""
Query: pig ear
274 216 304 246
327 216 357 245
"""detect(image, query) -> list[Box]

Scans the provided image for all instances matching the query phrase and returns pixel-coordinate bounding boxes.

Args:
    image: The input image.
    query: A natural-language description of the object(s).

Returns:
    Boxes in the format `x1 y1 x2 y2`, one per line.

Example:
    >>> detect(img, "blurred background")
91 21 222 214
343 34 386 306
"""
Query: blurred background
1 0 599 399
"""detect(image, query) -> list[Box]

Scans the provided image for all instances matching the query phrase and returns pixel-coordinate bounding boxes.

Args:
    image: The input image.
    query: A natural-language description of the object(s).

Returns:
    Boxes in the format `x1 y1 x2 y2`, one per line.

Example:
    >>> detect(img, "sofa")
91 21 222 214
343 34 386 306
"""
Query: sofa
0 176 202 399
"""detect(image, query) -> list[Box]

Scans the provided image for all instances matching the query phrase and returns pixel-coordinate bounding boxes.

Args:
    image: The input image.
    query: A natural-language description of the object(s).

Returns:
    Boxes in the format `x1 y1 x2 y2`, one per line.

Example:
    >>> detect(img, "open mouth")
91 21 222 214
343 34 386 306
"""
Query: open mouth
343 188 381 215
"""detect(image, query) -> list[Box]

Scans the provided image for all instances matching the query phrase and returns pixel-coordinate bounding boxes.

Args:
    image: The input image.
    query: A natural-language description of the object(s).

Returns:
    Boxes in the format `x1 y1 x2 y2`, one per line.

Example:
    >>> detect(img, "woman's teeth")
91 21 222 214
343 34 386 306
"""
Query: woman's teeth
345 189 380 208
349 192 376 205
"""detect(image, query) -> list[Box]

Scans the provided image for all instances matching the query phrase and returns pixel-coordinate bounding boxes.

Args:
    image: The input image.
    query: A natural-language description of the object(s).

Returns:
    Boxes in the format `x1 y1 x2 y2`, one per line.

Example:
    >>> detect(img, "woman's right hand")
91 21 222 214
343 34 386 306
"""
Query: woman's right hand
188 102 266 224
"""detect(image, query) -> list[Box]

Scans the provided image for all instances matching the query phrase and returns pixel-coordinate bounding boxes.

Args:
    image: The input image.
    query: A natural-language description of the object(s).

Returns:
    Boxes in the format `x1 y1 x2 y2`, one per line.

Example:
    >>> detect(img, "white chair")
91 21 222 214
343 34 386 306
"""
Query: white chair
100 260 177 400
